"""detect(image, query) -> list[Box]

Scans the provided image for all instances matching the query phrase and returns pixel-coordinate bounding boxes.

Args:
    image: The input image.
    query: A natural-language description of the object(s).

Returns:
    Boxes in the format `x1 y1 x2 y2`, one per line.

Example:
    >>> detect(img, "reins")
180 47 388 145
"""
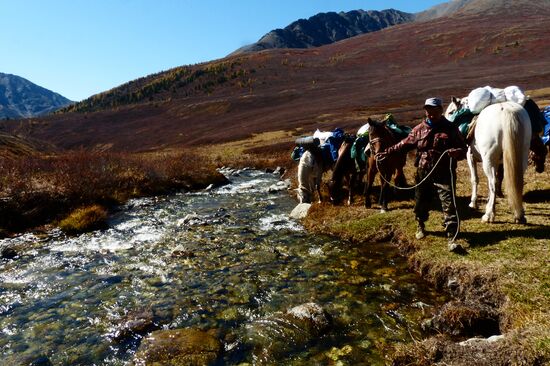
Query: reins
375 149 460 242
374 149 453 190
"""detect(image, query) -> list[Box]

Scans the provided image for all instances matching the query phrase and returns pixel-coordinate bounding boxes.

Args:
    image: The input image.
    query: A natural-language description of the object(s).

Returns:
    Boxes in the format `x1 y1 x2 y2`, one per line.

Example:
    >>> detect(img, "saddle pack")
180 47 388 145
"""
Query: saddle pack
291 128 345 162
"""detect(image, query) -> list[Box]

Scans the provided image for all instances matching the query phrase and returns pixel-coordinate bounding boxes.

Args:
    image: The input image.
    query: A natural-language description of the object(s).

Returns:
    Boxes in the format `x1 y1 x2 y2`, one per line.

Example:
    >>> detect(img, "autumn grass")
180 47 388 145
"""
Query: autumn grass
196 129 299 171
59 204 108 234
0 150 227 236
302 158 550 364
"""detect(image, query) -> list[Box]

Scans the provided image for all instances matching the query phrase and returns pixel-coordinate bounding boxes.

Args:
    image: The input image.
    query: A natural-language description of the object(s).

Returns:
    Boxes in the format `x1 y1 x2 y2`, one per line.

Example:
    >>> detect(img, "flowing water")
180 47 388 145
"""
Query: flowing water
0 169 445 365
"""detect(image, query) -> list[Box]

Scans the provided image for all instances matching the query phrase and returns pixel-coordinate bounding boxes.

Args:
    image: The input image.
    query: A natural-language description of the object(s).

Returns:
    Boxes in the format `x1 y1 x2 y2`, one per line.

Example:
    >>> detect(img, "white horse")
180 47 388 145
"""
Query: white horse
297 149 326 204
446 99 531 223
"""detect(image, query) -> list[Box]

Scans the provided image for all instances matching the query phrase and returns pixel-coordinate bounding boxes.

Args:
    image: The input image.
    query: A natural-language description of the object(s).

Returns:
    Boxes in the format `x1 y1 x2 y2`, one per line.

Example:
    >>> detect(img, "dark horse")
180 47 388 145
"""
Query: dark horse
364 118 408 212
328 134 367 205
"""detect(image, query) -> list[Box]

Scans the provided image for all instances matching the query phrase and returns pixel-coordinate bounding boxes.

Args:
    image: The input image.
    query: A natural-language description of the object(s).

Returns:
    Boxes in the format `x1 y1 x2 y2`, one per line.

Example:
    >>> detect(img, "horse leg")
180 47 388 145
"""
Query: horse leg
481 158 497 223
495 164 504 198
379 171 391 213
347 173 355 206
364 159 376 208
467 147 479 209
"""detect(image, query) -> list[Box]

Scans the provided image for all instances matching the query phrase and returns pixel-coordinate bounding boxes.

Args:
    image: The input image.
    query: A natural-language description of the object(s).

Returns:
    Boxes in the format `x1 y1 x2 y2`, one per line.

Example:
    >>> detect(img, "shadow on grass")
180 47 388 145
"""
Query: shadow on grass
524 189 550 203
461 224 550 247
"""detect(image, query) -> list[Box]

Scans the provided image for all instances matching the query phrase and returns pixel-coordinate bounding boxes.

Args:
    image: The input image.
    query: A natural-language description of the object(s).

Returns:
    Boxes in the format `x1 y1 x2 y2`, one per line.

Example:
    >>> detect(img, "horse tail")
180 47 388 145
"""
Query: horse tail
502 103 530 218
297 150 315 203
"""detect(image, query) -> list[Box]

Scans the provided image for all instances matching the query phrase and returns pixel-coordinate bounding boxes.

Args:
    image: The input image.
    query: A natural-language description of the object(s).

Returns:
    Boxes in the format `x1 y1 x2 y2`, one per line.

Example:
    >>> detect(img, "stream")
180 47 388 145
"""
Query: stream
0 168 445 365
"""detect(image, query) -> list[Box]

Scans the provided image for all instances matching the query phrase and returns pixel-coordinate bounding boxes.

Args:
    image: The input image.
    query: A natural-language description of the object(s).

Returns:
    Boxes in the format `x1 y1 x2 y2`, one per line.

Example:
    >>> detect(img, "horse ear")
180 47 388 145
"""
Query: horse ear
367 117 373 123
452 96 459 104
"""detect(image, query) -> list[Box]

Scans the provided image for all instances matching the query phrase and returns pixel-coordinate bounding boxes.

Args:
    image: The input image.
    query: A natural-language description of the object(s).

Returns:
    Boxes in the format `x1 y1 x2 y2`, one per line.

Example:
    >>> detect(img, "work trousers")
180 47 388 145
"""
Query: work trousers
414 168 458 236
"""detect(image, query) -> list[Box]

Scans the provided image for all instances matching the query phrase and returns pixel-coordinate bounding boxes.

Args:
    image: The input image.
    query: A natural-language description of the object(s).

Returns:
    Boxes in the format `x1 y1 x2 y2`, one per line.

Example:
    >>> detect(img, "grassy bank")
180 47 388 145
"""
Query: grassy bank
302 160 550 365
0 150 228 236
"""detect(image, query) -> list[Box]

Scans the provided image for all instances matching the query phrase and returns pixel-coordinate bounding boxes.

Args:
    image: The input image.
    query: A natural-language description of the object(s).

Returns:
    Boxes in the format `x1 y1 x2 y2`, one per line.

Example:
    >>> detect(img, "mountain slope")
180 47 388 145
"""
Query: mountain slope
3 0 550 152
416 0 550 20
0 73 73 119
231 9 413 54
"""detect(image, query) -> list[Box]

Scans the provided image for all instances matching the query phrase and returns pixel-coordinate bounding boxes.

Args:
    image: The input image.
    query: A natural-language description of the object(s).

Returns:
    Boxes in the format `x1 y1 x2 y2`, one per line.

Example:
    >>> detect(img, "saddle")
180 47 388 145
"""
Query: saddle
465 115 478 145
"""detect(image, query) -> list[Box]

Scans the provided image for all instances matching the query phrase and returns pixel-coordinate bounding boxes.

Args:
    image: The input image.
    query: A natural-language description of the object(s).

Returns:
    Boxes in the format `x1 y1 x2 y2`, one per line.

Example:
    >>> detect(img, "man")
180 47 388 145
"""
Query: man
377 98 467 252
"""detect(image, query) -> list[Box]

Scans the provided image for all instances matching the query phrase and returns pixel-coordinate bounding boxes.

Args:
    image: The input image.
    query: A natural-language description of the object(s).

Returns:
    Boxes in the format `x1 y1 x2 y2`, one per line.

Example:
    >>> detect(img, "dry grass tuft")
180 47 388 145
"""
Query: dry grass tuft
59 204 108 234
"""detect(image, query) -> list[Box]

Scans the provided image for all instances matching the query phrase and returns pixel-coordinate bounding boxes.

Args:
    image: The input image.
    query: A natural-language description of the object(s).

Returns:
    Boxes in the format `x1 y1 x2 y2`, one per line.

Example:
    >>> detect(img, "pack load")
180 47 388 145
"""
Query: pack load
291 128 345 163
357 123 370 137
448 108 476 138
542 105 550 145
383 113 412 140
467 85 526 114
350 122 370 165
451 86 527 139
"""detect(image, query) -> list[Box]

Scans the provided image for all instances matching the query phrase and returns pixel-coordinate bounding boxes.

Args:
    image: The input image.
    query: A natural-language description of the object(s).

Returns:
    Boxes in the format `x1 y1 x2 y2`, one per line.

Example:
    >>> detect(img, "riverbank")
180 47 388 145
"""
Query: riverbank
302 160 550 365
0 150 228 238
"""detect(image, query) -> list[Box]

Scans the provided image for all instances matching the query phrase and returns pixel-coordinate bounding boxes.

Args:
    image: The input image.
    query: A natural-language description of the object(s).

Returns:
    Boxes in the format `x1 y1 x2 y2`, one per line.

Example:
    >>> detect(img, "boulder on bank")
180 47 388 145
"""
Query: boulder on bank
290 203 311 219
133 328 221 366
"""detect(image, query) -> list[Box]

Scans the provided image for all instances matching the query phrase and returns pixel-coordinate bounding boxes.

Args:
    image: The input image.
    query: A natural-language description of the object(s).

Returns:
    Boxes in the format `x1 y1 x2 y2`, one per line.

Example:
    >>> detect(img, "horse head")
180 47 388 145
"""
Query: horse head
529 148 547 173
367 117 395 155
445 96 468 120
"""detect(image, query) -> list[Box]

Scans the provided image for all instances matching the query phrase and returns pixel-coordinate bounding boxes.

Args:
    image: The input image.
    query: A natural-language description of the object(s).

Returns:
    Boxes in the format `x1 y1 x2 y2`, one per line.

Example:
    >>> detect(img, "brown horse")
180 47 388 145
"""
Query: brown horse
328 134 366 205
364 118 407 212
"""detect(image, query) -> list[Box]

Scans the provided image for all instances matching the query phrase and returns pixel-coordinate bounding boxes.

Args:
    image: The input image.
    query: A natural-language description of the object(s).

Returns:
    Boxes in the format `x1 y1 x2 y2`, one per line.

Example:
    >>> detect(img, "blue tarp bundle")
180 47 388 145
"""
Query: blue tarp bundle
542 106 550 145
291 128 345 162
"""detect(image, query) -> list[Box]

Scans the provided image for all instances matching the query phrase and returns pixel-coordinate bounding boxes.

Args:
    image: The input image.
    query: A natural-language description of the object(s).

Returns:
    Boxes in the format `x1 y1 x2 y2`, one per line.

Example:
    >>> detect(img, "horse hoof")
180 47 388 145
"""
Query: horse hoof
514 216 527 224
380 208 387 214
481 214 495 223
468 202 478 209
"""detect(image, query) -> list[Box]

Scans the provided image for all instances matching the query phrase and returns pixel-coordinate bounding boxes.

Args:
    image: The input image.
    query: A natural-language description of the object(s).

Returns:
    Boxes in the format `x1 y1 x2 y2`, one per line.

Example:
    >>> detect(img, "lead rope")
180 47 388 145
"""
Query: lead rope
375 149 460 241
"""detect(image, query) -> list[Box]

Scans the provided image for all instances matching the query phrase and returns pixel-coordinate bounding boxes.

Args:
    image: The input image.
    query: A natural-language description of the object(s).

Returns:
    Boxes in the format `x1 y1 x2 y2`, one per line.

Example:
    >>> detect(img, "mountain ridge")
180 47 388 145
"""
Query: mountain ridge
3 0 550 152
231 9 414 55
0 73 73 119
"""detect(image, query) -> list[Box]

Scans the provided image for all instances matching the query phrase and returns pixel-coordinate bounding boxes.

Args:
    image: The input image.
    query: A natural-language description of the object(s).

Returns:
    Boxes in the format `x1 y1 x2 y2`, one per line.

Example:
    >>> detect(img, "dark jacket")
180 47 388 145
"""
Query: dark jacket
385 117 467 176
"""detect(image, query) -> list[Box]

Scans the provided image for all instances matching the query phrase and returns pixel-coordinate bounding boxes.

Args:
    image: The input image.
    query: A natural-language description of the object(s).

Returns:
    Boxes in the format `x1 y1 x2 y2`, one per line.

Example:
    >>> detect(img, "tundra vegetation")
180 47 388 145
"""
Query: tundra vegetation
0 126 548 364
0 150 227 236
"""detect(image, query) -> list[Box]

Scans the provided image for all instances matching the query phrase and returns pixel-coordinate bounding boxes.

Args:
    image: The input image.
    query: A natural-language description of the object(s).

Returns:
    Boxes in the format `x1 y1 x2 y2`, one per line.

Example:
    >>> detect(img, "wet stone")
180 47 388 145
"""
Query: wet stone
1 246 18 260
110 308 157 342
245 303 331 364
134 328 222 366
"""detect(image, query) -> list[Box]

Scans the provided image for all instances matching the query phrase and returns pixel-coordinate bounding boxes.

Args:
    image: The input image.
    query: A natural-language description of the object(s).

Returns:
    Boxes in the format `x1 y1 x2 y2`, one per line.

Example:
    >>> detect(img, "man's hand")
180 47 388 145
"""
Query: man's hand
375 151 388 160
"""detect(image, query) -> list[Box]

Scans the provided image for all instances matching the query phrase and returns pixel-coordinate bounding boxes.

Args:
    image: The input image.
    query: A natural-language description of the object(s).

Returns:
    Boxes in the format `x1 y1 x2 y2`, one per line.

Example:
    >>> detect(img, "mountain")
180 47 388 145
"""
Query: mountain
231 9 414 55
3 0 550 152
0 73 73 119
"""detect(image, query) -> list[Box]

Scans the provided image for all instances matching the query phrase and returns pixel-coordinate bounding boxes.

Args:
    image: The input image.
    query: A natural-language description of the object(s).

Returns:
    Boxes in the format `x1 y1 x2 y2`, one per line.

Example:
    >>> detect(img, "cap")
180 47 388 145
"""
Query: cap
424 97 443 108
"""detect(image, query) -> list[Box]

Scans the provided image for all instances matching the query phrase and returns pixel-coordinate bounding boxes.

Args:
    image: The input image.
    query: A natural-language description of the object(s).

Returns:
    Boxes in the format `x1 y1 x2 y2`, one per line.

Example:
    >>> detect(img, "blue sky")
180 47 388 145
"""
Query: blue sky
1 1 444 101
